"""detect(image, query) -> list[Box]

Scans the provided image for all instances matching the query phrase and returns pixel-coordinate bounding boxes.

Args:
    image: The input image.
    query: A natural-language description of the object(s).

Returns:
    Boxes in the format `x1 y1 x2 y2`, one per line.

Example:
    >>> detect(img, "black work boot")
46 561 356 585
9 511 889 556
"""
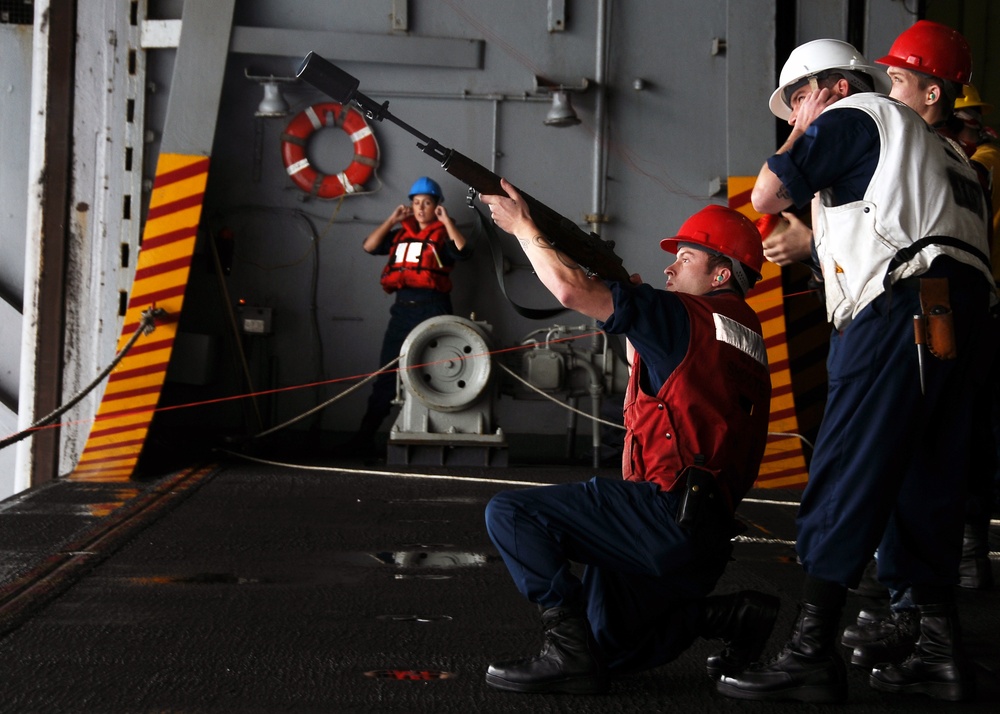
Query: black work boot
958 521 994 590
842 608 918 669
852 607 887 627
485 606 607 694
841 608 898 647
869 603 976 701
716 602 847 703
701 590 780 679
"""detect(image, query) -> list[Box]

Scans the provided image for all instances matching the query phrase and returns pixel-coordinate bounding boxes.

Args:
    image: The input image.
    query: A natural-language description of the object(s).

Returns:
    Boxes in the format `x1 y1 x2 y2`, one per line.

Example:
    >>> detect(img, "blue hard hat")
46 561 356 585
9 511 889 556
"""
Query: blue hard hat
408 176 444 202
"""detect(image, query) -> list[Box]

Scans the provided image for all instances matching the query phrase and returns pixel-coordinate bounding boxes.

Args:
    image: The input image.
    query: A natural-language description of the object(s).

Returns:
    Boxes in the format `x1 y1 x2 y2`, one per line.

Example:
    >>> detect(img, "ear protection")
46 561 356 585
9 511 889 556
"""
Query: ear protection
716 275 724 282
930 92 936 100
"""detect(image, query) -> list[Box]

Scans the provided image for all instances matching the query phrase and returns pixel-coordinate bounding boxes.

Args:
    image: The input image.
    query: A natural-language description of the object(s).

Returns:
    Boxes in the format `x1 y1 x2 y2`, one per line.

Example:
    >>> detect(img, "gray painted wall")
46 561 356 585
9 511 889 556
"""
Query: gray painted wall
163 0 782 441
0 1 917 494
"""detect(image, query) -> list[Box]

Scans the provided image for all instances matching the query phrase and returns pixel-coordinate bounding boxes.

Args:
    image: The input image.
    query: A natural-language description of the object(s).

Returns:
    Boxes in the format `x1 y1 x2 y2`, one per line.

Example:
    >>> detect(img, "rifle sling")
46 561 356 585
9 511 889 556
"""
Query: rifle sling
470 205 567 320
470 204 631 379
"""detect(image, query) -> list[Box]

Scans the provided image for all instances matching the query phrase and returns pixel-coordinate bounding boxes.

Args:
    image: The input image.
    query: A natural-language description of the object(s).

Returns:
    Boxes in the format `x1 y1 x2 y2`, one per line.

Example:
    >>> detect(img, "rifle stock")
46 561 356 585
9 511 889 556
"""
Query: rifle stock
296 51 630 283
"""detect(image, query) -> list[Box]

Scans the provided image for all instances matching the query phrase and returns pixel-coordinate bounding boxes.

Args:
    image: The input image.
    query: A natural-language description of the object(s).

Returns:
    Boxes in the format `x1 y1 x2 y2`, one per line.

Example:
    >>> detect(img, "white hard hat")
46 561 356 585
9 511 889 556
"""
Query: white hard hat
769 39 891 120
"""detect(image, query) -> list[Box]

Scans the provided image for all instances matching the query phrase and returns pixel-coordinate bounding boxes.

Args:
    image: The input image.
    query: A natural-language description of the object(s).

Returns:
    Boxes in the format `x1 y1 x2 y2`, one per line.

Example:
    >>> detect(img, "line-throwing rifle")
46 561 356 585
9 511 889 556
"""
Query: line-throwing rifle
296 51 630 283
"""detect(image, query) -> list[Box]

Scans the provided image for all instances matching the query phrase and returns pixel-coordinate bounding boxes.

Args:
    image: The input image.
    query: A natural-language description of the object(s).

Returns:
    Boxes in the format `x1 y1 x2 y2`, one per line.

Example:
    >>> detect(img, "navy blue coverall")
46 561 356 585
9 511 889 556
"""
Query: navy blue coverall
485 283 743 674
769 107 995 600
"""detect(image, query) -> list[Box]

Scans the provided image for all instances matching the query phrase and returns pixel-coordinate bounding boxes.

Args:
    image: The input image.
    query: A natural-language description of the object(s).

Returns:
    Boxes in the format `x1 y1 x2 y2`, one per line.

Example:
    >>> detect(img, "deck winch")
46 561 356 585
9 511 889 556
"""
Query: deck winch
388 316 628 467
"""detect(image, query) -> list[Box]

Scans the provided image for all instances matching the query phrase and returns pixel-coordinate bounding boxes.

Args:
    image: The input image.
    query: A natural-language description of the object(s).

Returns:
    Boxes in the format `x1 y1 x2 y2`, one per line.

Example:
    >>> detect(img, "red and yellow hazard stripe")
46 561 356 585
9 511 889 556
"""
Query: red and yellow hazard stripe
71 153 210 481
729 177 810 488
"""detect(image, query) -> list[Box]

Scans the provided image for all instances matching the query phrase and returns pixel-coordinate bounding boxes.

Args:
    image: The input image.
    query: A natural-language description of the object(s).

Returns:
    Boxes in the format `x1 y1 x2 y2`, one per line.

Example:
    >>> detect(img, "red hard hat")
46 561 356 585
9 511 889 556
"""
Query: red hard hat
660 205 764 287
876 20 972 84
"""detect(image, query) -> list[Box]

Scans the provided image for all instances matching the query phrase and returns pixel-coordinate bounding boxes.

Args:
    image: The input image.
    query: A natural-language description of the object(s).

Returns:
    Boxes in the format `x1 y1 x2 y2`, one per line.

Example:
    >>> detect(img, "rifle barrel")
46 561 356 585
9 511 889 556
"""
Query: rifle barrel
296 52 629 282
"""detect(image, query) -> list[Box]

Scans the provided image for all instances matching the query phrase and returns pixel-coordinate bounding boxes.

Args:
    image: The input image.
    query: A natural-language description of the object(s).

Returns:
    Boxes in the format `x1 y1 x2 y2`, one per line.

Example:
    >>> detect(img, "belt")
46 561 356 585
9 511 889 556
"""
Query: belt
396 297 444 306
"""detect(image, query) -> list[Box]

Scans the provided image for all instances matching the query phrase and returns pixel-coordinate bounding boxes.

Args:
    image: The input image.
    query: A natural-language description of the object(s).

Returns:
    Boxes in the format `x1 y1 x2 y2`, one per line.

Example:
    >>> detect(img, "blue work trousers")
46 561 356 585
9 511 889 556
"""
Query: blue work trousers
798 267 994 596
485 477 732 674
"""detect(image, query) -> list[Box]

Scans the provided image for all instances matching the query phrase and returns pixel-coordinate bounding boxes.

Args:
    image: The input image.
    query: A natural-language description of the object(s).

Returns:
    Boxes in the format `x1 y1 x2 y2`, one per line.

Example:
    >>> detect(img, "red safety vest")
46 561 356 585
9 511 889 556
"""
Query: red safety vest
379 217 454 294
621 292 771 513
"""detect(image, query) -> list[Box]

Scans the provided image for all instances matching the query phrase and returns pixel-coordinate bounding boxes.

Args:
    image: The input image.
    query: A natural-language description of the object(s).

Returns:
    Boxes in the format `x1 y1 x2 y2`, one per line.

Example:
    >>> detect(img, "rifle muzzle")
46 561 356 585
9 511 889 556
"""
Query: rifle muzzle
297 51 360 104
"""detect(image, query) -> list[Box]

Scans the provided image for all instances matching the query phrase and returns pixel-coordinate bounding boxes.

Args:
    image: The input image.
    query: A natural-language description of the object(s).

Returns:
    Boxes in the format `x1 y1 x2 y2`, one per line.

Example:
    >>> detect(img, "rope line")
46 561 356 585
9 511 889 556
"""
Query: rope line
217 449 554 488
497 362 625 430
0 307 166 452
251 356 400 440
733 535 797 547
2 322 815 454
767 431 816 451
201 458 1000 554
0 331 600 442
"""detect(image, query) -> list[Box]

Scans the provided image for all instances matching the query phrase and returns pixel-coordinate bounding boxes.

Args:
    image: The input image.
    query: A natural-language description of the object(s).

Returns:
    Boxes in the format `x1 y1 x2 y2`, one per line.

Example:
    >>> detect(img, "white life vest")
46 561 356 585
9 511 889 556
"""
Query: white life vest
812 94 993 330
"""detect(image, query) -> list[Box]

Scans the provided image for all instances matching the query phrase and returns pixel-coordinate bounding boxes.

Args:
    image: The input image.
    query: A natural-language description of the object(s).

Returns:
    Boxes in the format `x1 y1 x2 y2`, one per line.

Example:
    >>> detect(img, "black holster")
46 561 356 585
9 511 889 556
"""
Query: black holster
675 465 721 530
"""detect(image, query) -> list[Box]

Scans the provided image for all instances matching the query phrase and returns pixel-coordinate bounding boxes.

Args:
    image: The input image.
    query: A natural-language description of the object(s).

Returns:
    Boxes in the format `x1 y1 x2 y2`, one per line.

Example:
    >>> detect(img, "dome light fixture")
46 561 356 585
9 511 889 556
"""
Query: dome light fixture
245 69 298 118
534 76 591 128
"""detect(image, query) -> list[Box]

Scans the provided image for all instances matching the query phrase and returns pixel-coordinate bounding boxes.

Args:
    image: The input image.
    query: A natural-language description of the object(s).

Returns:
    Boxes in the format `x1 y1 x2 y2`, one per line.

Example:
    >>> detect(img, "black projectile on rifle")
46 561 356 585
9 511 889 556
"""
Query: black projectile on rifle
296 51 630 283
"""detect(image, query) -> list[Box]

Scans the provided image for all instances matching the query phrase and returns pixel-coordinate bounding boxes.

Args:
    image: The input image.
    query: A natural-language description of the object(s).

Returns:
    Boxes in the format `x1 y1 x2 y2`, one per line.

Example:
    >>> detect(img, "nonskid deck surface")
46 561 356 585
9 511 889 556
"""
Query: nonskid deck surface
0 455 997 713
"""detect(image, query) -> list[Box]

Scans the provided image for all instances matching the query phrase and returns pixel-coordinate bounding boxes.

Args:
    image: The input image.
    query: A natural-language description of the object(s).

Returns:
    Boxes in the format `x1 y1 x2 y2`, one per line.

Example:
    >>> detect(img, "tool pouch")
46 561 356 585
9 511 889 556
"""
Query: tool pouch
675 465 719 530
919 277 957 359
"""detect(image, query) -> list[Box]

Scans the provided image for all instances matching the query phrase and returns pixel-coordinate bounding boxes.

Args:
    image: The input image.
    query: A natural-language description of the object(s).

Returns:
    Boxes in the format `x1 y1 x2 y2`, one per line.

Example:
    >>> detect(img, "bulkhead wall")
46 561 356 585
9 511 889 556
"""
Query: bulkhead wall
1 0 928 492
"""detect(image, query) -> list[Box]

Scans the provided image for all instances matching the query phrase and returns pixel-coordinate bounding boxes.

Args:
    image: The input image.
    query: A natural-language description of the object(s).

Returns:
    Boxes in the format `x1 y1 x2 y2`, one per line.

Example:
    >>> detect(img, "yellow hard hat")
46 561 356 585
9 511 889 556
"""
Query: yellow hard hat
955 84 992 115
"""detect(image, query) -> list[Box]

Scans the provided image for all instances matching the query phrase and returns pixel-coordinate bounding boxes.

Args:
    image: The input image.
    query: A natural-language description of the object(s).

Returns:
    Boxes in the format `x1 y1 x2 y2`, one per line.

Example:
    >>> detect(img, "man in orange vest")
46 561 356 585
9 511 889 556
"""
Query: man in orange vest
479 186 774 695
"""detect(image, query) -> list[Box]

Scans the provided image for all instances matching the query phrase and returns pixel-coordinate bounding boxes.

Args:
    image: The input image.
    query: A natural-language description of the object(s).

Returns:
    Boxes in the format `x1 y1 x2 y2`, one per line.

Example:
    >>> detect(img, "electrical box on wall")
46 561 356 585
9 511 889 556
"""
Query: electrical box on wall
239 305 273 335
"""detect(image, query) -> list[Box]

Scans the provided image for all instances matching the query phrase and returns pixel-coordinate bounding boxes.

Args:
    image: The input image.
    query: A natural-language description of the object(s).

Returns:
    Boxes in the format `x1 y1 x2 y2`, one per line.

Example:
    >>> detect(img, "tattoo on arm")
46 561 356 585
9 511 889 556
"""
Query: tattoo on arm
523 233 582 271
776 184 791 201
520 234 553 252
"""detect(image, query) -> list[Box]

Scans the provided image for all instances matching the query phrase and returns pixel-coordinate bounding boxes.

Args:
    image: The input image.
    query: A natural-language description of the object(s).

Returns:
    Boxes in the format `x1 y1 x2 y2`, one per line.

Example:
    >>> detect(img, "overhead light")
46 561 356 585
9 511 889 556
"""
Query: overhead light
534 76 591 128
245 69 297 118
256 81 289 117
545 90 581 127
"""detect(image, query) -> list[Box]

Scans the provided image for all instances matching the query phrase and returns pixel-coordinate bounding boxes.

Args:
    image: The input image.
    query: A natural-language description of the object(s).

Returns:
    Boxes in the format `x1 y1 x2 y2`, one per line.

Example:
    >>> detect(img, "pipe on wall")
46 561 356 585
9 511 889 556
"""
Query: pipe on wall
590 0 611 236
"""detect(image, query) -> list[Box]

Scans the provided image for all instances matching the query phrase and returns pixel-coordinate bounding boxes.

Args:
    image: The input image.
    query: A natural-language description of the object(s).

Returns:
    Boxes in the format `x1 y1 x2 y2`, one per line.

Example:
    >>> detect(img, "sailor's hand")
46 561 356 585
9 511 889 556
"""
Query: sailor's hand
790 85 838 132
390 204 411 223
763 211 813 266
480 178 536 236
434 204 454 224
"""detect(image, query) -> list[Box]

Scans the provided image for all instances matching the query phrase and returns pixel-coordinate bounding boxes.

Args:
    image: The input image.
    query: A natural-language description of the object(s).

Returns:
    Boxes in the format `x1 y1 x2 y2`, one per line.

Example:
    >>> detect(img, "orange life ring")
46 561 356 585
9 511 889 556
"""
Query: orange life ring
280 102 379 198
